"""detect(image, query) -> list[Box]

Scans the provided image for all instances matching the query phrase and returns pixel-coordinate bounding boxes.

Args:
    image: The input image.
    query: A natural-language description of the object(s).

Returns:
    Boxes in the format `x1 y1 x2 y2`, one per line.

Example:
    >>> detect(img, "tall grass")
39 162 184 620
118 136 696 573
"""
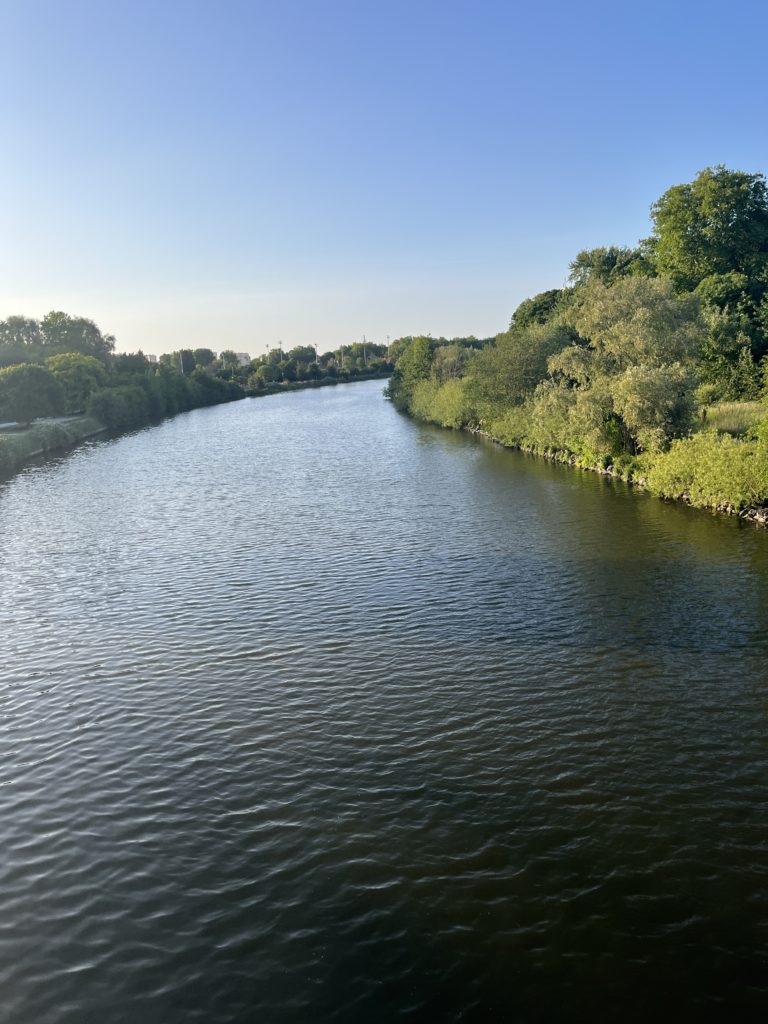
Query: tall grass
698 401 764 436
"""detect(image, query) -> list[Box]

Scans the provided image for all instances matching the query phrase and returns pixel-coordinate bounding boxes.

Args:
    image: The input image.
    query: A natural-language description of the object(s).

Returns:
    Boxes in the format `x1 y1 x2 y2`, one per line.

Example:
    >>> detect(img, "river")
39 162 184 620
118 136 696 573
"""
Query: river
1 379 767 1022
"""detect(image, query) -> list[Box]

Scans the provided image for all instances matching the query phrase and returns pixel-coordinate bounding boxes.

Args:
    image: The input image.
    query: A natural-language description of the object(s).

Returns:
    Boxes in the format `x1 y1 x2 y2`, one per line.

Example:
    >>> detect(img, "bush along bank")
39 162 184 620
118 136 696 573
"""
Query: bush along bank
385 165 768 526
0 343 245 477
245 365 392 397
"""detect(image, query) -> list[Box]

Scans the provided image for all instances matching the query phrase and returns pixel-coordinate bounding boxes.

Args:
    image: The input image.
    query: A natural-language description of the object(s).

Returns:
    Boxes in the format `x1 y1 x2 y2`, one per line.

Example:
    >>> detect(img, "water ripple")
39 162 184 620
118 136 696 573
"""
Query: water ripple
1 382 768 1022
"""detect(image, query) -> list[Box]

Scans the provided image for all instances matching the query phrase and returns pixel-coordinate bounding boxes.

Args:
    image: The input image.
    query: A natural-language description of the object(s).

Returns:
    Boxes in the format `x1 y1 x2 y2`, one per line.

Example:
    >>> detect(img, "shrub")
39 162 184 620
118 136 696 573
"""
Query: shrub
86 385 150 431
0 363 64 424
647 432 768 509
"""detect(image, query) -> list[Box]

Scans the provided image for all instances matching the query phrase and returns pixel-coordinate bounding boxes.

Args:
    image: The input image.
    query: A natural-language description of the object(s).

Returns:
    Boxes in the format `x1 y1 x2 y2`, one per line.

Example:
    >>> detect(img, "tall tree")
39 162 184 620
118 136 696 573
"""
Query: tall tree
568 246 653 288
649 165 768 289
509 289 569 331
467 322 571 411
40 311 115 360
0 316 42 348
45 353 107 413
192 348 216 367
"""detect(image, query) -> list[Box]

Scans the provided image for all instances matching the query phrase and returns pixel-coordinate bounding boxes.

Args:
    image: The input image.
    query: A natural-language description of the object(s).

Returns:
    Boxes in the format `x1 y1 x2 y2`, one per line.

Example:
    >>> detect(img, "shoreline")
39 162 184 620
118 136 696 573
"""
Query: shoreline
464 424 768 528
0 417 108 480
0 375 393 481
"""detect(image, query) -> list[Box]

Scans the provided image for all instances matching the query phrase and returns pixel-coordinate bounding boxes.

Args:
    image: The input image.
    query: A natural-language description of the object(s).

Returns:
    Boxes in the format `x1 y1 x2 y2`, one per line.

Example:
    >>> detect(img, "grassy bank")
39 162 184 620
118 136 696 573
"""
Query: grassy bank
394 366 768 524
473 416 768 524
0 417 106 477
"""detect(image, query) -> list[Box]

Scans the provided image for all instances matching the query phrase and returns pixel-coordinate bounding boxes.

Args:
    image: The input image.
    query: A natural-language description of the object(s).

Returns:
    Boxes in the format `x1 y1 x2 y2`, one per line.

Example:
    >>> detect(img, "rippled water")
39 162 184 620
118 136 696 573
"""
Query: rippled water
1 379 768 1022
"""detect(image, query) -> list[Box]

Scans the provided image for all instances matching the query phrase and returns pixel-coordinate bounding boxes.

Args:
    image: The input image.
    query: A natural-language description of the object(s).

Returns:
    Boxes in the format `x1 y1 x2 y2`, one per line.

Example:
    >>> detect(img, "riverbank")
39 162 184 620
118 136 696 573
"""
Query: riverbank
245 367 392 398
0 417 107 477
0 375 392 481
467 422 768 527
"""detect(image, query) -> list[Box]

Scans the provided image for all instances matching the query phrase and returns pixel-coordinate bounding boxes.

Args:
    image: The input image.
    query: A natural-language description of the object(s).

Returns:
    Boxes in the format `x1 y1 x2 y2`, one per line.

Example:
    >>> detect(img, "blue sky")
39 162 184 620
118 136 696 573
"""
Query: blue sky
1 0 767 355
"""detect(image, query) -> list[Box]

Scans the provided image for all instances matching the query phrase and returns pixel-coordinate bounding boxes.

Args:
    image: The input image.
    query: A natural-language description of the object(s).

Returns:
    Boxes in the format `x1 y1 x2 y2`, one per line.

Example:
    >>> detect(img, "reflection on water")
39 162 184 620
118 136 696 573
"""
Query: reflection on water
1 380 767 1022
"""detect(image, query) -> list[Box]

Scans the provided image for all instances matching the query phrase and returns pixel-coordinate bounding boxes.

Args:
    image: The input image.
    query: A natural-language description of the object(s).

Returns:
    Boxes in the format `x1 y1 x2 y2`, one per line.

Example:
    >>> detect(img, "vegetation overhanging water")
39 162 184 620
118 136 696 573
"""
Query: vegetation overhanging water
386 165 768 523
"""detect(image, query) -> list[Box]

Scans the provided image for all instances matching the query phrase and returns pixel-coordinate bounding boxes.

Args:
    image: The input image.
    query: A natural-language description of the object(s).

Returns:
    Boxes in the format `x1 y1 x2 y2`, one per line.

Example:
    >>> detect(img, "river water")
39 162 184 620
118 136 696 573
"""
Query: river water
1 379 767 1022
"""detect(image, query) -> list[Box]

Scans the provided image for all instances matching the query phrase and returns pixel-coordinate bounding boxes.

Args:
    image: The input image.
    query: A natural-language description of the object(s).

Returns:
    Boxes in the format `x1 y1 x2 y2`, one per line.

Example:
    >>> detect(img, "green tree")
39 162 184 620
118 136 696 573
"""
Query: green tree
509 289 567 330
177 350 196 374
192 348 216 367
219 350 241 372
0 316 42 349
0 364 64 424
467 322 571 412
432 344 468 383
40 311 115 360
282 358 298 381
569 276 704 370
386 336 433 410
568 246 653 288
256 363 282 383
611 362 696 453
45 352 107 413
113 352 153 375
649 166 768 290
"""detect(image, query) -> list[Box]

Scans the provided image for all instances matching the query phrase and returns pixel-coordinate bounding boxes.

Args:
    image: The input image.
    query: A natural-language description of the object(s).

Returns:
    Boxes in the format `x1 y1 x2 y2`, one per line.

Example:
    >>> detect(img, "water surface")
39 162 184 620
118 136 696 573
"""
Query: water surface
1 380 767 1021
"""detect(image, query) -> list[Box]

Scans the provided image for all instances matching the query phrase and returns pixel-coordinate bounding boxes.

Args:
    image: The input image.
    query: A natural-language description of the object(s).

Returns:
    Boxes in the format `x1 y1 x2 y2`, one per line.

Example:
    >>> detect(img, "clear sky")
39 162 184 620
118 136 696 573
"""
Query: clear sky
1 0 767 356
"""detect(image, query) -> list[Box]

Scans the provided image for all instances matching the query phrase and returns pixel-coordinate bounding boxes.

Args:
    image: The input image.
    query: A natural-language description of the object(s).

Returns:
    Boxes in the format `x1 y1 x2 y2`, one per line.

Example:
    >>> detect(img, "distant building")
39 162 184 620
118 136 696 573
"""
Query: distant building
146 354 158 364
236 352 251 366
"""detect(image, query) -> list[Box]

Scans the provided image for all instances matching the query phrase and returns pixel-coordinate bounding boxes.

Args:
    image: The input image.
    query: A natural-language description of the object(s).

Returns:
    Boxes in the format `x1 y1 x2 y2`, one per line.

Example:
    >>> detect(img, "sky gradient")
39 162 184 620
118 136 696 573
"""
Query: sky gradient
2 0 767 356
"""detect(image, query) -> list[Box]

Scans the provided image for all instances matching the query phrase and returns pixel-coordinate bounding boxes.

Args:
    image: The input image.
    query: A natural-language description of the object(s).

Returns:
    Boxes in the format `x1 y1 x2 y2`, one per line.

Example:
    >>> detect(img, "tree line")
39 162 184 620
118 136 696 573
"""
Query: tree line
0 315 394 434
162 341 392 390
386 166 768 512
0 314 243 431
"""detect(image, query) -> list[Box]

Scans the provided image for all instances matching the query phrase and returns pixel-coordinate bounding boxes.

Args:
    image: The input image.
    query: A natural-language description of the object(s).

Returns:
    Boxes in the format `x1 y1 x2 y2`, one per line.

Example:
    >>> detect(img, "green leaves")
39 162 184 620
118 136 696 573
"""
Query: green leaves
0 364 64 425
650 166 768 290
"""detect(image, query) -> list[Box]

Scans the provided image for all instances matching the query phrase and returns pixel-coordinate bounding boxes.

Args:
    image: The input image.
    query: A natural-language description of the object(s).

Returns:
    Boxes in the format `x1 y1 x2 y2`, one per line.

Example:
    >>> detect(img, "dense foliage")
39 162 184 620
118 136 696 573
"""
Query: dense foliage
387 165 768 513
0 364 64 424
0 313 245 444
156 340 392 394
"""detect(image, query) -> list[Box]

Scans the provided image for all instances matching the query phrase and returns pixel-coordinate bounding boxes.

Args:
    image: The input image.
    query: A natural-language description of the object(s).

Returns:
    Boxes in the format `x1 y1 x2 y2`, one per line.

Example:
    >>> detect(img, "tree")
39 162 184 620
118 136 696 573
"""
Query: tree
40 311 115 361
177 349 196 374
649 166 768 290
432 344 467 383
281 358 298 381
570 276 704 371
611 362 696 453
0 364 64 424
509 289 570 331
568 246 653 288
219 350 241 372
386 336 433 410
0 316 42 349
387 336 414 363
467 322 571 412
255 363 282 384
536 277 706 458
193 348 216 367
45 352 107 413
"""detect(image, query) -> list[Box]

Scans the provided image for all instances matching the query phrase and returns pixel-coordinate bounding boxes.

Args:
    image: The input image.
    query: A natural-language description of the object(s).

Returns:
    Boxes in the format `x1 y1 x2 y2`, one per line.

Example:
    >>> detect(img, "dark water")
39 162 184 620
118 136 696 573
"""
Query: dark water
1 379 767 1023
